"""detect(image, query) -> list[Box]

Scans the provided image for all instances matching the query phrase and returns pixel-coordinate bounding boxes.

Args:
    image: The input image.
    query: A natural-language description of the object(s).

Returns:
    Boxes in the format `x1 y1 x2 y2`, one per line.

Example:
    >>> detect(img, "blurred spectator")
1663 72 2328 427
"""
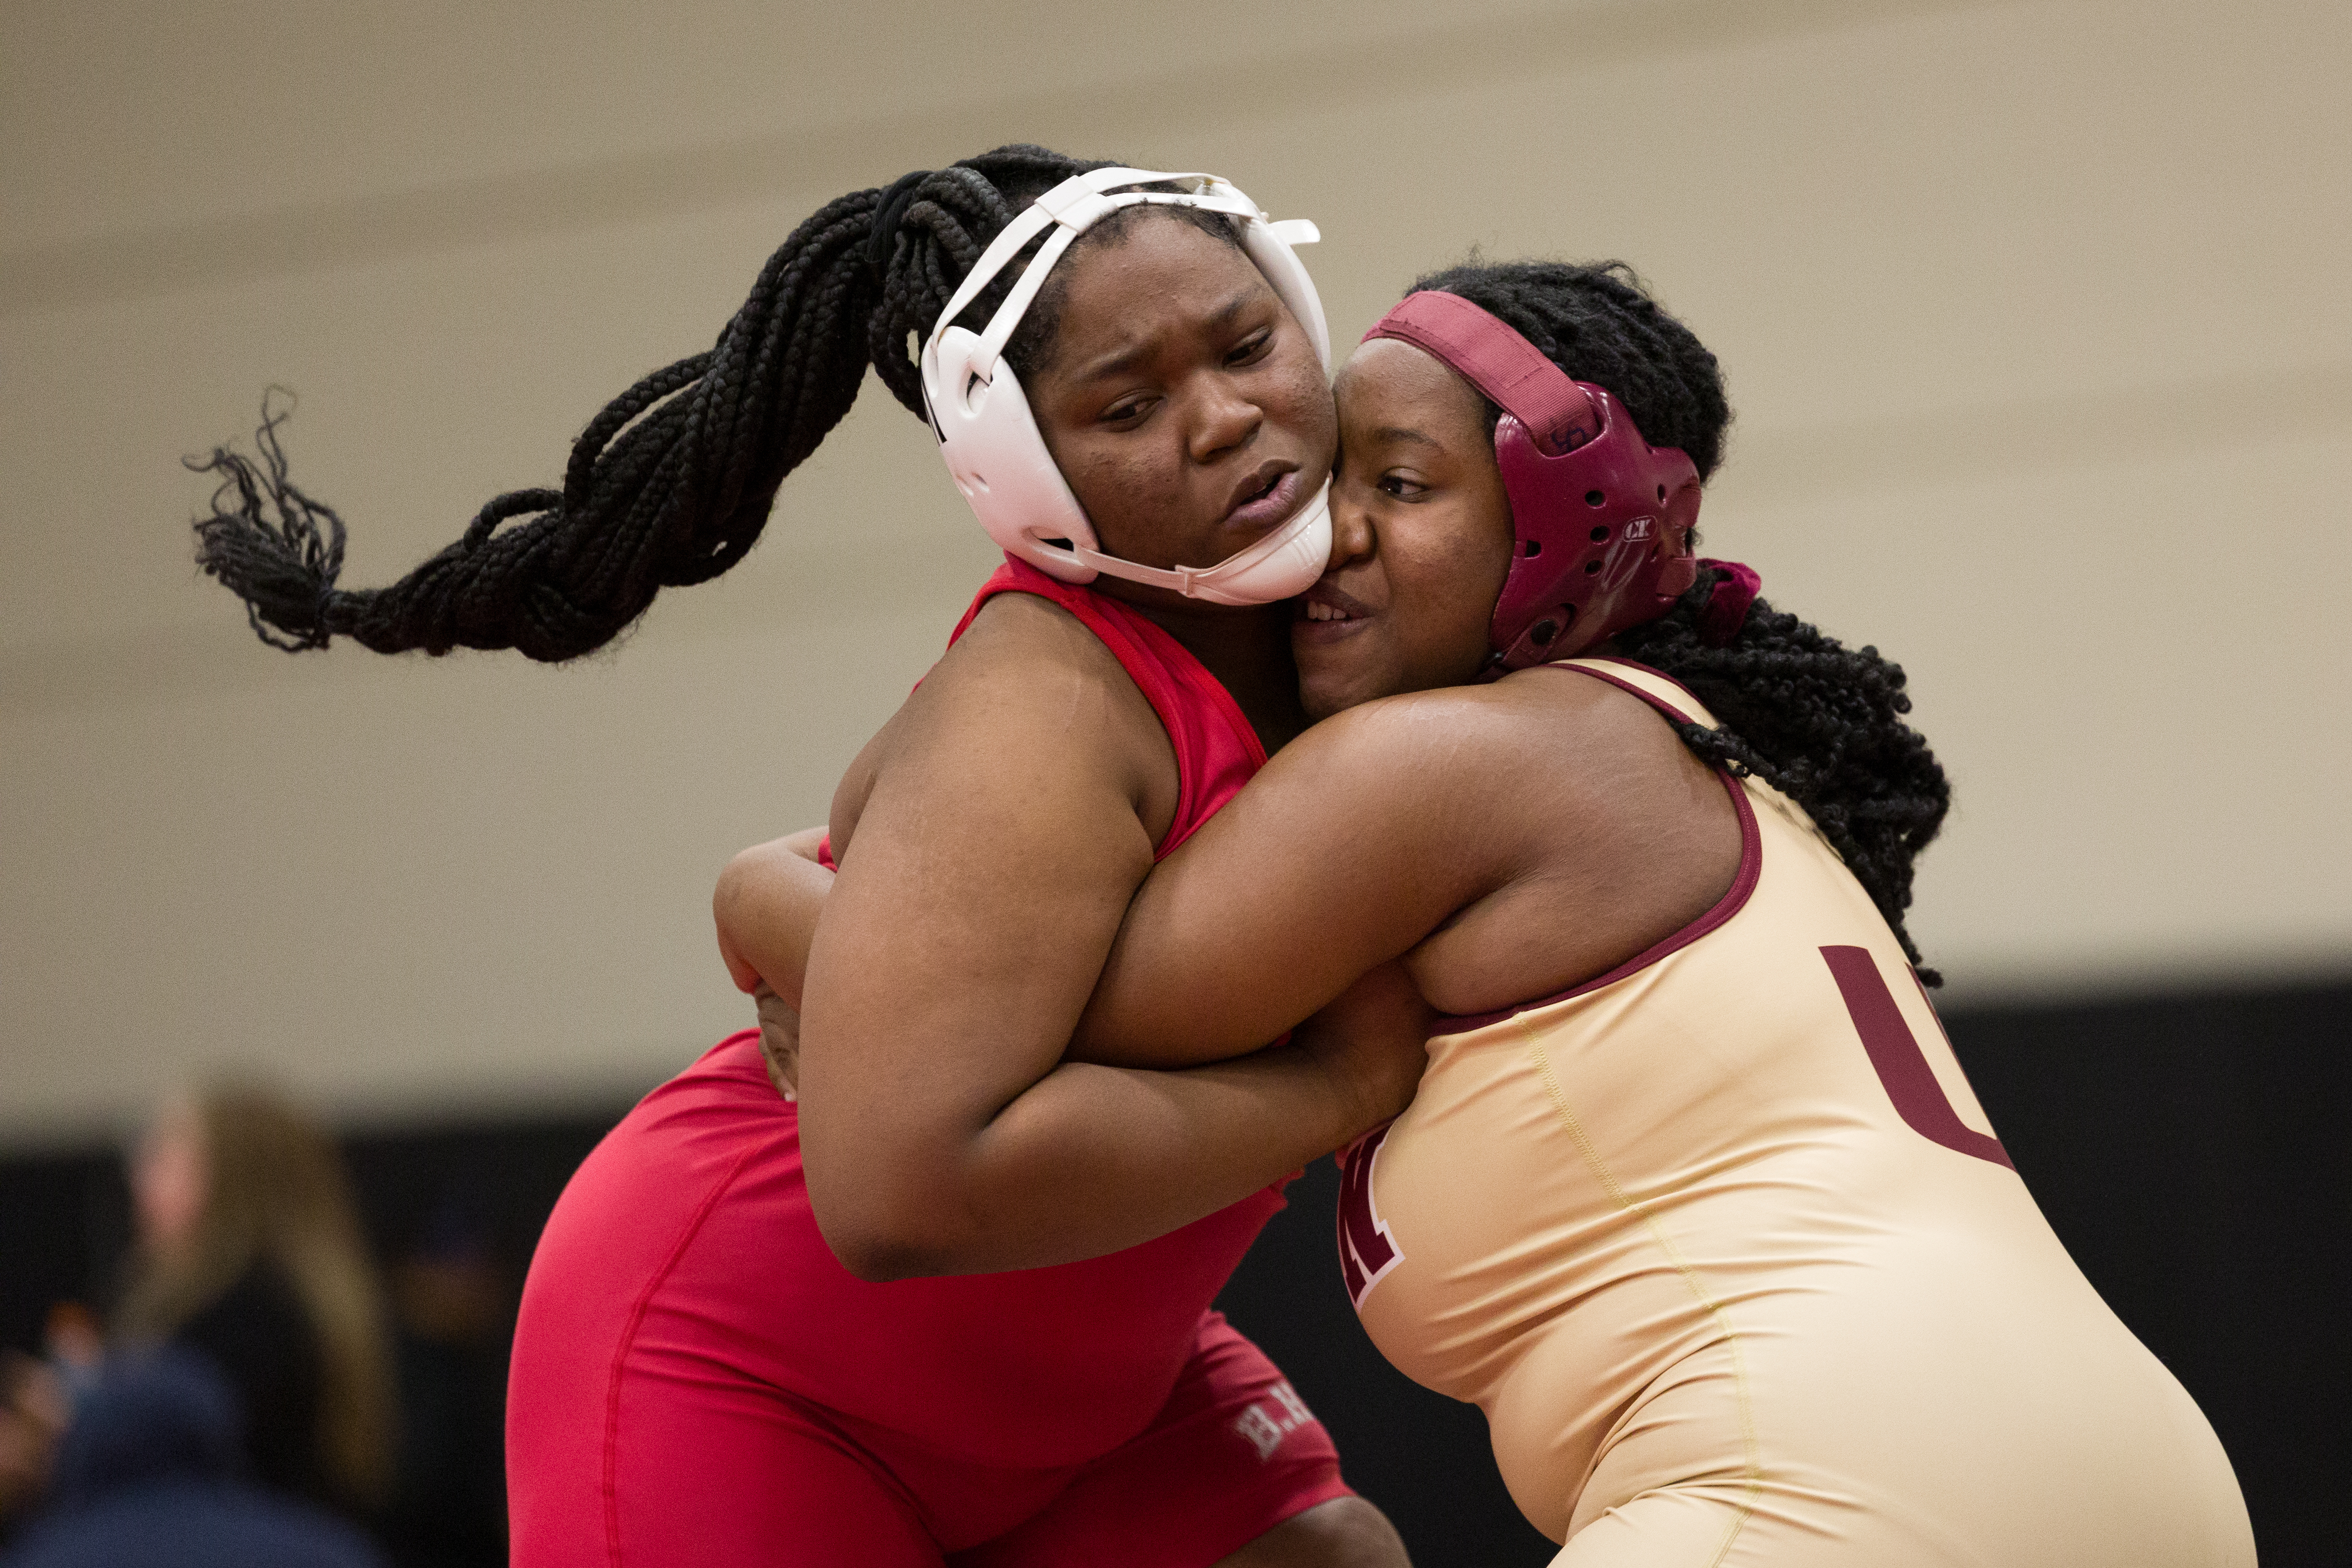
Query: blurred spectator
39 1307 103 1395
112 1086 395 1520
0 1355 68 1530
0 1347 384 1568
0 1307 98 1536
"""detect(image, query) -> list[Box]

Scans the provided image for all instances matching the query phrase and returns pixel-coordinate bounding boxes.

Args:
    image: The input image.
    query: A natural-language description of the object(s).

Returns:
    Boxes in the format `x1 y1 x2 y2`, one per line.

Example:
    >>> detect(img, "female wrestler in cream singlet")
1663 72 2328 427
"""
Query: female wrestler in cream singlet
727 262 2254 1564
1068 266 2256 1565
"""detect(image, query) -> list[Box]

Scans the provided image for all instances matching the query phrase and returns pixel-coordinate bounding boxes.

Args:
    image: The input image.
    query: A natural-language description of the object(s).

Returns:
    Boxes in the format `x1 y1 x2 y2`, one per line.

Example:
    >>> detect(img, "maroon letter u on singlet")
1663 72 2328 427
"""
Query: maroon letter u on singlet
1820 946 2014 1170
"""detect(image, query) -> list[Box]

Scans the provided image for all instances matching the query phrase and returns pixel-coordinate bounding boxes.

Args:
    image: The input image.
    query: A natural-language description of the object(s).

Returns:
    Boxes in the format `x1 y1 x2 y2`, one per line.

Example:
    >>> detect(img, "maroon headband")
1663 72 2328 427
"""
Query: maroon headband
1361 291 1598 454
1355 289 1739 670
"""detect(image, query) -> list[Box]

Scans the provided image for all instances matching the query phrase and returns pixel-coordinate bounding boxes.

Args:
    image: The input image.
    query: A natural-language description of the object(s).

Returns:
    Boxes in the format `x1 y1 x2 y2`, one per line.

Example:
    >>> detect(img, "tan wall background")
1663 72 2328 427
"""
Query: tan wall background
5 0 2347 1146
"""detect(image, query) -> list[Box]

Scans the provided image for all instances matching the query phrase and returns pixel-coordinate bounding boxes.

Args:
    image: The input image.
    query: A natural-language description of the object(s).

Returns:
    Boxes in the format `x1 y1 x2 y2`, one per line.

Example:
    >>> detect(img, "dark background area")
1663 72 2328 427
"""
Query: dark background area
5 978 2345 1567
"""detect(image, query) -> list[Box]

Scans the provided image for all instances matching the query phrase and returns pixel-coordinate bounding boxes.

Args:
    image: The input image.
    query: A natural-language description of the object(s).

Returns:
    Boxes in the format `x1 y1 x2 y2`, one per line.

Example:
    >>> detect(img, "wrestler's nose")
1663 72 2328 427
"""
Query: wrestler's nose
1189 378 1261 465
1323 473 1376 571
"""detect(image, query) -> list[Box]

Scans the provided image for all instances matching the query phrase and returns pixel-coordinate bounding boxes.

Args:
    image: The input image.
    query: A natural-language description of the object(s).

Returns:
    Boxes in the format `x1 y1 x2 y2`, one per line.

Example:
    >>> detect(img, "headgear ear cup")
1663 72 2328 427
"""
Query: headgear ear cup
1244 218 1331 371
1361 292 1701 668
926 321 1095 580
919 168 1332 603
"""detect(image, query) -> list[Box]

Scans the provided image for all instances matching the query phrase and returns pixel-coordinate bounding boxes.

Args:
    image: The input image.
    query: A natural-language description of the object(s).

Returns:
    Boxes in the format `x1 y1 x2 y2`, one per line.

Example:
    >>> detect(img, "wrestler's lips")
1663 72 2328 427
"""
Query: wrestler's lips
1223 462 1303 529
1293 582 1373 646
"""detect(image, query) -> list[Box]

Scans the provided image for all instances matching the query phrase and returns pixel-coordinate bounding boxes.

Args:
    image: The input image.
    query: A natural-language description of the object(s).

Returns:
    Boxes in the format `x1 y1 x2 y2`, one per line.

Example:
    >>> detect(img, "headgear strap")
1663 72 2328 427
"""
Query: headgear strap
1362 291 1599 455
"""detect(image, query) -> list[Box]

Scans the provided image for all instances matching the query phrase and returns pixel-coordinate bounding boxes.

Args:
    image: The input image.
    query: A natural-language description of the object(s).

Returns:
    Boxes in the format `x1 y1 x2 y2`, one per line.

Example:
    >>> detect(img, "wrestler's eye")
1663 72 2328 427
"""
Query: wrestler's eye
1101 395 1156 426
1225 329 1272 368
1378 473 1429 501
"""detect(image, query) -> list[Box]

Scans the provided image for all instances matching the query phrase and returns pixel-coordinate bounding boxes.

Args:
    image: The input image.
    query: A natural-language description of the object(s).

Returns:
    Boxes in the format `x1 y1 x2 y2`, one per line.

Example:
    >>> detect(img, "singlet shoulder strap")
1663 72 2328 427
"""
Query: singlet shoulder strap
1537 656 1723 732
1431 654 1762 1033
949 557 1162 681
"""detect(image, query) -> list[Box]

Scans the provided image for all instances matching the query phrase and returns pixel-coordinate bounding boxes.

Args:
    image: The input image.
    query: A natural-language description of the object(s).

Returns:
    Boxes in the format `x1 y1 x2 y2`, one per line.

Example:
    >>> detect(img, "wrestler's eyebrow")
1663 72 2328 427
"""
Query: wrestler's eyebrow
1203 289 1255 329
1372 427 1443 449
1072 292 1259 382
1074 341 1149 381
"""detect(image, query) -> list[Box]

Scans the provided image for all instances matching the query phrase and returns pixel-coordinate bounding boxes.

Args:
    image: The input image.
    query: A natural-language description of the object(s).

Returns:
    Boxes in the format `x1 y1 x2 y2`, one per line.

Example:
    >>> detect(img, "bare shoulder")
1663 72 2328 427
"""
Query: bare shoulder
1473 664 1733 839
831 588 1177 858
944 588 1131 682
1485 663 1713 775
1385 666 1743 1013
1282 665 1694 813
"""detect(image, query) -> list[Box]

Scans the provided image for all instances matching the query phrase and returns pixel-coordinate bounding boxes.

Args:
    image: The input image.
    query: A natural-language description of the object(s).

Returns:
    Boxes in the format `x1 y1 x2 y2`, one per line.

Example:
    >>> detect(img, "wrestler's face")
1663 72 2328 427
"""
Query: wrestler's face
1293 337 1514 718
1023 217 1336 609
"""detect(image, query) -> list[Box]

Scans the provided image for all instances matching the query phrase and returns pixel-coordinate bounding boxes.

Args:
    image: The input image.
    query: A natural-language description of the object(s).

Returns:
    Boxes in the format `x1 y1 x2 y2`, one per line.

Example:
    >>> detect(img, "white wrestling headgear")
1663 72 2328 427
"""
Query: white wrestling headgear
920 167 1332 606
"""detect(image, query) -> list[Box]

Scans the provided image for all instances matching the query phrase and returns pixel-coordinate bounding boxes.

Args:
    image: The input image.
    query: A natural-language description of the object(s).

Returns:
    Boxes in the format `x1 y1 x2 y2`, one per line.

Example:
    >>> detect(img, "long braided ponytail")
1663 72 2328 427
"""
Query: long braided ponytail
1412 259 1951 981
188 146 1112 661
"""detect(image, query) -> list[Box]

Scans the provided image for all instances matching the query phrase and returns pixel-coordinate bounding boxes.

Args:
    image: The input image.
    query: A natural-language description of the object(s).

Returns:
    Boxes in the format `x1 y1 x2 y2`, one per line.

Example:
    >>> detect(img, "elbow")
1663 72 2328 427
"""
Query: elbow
826 1228 939 1285
807 1182 956 1284
801 1111 1006 1280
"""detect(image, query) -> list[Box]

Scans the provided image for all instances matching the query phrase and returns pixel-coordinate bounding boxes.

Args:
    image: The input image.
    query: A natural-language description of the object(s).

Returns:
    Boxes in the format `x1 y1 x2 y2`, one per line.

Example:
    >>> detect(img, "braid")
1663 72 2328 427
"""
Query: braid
188 146 1110 661
1415 259 1950 980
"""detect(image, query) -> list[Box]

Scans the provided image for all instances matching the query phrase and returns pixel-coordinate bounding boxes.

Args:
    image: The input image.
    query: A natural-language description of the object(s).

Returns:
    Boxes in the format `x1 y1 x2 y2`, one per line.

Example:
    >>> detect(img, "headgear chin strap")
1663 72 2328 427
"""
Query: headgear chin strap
1363 291 1705 669
920 166 1333 606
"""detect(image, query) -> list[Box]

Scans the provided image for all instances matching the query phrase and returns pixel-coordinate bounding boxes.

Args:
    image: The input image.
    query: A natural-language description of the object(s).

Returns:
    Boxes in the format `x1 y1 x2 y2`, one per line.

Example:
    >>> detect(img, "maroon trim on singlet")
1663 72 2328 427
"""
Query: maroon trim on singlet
1431 660 1762 1034
1568 655 1710 725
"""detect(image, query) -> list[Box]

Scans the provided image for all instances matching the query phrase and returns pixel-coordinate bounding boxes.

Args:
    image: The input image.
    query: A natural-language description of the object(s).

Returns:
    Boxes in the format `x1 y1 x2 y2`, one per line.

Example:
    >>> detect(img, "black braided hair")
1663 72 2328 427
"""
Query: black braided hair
1411 259 1951 983
186 145 1233 662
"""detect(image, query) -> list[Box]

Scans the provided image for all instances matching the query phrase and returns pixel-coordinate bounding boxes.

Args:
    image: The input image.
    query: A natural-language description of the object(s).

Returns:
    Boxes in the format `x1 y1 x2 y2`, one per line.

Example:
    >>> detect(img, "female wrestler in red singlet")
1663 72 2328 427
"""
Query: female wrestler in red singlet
728 261 2253 1565
185 148 1418 1565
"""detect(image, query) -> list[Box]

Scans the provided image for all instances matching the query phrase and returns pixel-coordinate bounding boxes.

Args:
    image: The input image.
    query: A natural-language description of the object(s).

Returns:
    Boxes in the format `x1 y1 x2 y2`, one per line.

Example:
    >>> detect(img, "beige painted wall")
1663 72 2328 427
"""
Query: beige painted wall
4 0 2347 1146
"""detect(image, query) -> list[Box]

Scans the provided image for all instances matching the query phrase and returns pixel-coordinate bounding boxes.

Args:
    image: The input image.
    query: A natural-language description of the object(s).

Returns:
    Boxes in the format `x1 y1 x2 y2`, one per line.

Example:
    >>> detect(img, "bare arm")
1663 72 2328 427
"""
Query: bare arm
793 596 1418 1282
1072 673 1740 1067
714 826 831 1007
711 816 1433 1113
1070 692 1516 1067
713 828 830 1098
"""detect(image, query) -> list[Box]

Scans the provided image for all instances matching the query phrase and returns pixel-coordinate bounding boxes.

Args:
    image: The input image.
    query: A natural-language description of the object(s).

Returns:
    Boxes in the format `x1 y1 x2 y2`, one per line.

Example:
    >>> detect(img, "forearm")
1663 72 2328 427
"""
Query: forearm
802 1042 1384 1278
1070 955 1335 1069
713 829 831 1007
1069 703 1498 1067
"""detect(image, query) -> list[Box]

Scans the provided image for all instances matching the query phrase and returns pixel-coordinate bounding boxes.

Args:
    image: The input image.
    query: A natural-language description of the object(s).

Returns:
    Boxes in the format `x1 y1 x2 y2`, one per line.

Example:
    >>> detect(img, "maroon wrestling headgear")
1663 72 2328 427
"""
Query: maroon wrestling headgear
1362 291 1707 670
